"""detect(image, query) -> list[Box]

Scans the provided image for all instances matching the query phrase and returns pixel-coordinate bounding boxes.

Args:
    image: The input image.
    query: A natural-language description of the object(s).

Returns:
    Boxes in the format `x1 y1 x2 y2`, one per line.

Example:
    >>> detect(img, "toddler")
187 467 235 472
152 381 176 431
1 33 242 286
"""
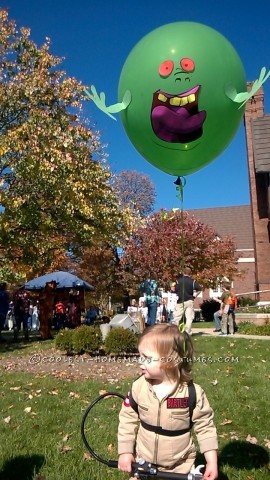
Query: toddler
118 324 218 480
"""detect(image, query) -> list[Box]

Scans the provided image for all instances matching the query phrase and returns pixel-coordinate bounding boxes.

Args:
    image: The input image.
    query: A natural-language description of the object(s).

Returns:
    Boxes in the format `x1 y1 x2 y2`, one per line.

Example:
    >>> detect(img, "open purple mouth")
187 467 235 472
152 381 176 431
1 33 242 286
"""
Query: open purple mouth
151 85 206 143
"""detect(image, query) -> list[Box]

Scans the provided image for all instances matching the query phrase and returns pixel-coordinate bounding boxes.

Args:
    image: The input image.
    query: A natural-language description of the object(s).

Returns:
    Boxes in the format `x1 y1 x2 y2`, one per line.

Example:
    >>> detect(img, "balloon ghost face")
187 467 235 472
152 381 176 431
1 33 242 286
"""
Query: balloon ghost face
118 22 247 176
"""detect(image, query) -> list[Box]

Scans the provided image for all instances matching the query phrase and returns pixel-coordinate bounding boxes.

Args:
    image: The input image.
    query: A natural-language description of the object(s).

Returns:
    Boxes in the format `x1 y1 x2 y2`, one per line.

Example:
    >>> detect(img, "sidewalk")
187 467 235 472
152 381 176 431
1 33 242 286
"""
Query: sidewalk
192 327 270 340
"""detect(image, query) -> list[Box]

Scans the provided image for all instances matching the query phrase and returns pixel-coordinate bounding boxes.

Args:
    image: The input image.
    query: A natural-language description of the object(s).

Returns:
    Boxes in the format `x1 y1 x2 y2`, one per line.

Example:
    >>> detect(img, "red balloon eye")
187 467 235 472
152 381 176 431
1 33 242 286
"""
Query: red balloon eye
180 58 195 72
159 60 174 77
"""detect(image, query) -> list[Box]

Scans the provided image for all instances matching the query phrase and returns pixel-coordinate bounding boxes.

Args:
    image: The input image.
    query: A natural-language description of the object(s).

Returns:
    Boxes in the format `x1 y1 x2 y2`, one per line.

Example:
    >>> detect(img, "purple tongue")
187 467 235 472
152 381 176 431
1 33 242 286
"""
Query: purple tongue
152 106 206 136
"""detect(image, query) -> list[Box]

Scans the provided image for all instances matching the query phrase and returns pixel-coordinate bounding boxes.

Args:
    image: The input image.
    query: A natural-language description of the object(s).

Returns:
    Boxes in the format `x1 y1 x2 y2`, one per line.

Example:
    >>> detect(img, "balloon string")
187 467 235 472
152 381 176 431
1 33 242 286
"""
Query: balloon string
174 177 187 348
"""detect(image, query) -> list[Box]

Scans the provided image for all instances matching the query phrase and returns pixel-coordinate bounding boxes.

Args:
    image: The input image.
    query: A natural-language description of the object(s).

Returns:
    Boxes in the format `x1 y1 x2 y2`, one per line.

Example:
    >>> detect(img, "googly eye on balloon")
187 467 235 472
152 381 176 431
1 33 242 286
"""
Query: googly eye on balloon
85 21 269 178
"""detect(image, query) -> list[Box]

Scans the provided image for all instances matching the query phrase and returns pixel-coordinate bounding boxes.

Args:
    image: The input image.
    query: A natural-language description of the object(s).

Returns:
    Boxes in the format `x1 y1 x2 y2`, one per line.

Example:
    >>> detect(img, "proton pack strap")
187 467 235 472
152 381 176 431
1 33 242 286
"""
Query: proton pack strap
129 390 139 414
129 381 196 434
188 381 196 428
140 420 191 436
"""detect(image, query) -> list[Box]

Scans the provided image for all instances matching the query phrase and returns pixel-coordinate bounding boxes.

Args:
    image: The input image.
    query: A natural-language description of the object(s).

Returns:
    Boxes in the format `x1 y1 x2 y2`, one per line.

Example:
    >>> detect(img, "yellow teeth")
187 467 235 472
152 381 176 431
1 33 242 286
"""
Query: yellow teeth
154 93 196 106
169 94 195 106
157 94 167 102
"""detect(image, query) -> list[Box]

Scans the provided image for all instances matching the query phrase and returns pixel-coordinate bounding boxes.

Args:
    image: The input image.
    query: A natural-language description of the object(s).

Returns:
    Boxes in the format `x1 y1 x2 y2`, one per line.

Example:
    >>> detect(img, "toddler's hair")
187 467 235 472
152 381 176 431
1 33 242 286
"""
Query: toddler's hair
138 324 193 383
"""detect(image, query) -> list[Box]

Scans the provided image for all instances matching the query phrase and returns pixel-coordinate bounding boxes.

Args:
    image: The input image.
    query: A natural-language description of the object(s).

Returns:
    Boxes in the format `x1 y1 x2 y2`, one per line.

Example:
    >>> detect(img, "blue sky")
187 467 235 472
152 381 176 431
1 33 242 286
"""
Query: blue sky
3 0 270 211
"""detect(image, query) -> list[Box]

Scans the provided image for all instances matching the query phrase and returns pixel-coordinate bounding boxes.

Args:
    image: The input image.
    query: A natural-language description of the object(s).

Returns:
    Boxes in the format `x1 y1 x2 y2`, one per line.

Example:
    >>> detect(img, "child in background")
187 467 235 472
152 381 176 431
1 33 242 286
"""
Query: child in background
118 324 218 480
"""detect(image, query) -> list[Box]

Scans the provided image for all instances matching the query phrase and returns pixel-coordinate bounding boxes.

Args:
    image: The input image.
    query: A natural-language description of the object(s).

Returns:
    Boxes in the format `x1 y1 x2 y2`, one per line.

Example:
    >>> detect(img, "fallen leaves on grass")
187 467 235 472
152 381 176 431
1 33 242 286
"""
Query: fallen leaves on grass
211 379 218 385
246 434 258 444
220 419 233 425
69 391 80 399
99 389 108 395
60 445 73 453
24 407 32 413
4 416 11 423
83 452 93 461
264 439 270 449
0 348 139 381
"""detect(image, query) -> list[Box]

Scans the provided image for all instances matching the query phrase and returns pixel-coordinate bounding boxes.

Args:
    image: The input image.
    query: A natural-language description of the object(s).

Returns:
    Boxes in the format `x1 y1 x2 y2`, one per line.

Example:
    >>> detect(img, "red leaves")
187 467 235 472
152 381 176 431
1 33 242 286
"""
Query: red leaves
120 209 238 291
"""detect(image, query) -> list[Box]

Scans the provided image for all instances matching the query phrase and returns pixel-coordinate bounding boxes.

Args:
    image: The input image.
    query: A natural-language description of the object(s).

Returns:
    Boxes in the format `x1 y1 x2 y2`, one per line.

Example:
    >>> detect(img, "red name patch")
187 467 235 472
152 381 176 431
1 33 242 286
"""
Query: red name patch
167 397 189 408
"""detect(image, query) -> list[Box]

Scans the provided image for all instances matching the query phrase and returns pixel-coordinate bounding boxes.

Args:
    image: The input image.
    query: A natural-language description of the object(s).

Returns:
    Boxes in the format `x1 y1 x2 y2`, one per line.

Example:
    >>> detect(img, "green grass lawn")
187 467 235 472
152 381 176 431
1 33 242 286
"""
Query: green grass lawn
0 334 269 480
192 321 213 328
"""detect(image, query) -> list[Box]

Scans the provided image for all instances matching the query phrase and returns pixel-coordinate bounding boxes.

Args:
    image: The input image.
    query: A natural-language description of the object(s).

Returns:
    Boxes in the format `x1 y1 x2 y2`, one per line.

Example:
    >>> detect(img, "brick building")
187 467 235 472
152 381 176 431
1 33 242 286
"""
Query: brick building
187 205 255 298
244 85 270 301
187 85 270 302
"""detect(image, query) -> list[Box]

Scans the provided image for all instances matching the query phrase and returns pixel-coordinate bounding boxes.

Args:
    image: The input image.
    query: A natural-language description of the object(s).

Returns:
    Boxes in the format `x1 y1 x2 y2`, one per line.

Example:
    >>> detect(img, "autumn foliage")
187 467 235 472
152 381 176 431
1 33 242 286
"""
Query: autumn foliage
119 209 239 294
0 9 130 282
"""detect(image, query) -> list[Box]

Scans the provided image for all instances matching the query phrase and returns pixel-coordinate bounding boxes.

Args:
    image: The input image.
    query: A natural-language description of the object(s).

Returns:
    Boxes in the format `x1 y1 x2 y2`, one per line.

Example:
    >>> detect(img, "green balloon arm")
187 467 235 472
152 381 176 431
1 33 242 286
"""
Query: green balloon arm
84 87 131 121
225 67 270 109
107 90 132 113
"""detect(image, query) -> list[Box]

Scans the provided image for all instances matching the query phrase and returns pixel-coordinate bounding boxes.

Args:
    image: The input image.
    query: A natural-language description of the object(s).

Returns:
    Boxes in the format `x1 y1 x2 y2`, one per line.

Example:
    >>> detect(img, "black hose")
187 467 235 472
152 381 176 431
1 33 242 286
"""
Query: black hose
81 391 124 466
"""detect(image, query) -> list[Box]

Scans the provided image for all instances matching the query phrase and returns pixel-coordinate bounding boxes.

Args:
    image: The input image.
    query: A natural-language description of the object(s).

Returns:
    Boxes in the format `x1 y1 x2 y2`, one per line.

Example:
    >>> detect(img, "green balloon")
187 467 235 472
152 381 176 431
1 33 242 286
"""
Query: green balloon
118 22 246 176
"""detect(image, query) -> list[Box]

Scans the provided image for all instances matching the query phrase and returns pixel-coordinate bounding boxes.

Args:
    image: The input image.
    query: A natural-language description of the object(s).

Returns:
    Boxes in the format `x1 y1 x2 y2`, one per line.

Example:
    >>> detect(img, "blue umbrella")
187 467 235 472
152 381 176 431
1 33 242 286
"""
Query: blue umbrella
24 271 94 291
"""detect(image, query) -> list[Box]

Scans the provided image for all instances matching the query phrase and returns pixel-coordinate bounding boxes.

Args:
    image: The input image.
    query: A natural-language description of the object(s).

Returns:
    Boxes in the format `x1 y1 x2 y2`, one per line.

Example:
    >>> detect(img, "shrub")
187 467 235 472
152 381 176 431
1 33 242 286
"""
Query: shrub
55 329 74 354
105 327 138 355
72 325 102 354
200 299 220 321
237 322 270 336
237 297 257 307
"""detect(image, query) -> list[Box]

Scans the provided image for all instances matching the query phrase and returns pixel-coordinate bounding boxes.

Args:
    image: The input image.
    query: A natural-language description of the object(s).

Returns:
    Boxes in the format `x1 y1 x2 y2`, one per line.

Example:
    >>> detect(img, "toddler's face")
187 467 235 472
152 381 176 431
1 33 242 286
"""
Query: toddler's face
138 342 164 382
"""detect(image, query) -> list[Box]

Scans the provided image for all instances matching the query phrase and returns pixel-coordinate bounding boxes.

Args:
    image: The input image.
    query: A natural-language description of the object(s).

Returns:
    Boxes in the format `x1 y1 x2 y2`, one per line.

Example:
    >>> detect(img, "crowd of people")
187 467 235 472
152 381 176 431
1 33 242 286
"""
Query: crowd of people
0 268 239 342
127 269 238 336
0 283 38 342
0 281 102 341
126 267 202 334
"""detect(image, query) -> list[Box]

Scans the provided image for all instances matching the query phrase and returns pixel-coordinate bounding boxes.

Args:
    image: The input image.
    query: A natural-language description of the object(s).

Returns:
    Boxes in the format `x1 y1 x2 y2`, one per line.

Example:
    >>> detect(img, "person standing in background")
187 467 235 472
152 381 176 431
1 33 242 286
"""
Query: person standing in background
54 297 66 330
138 299 148 330
219 284 236 336
7 301 14 331
145 279 161 326
228 289 238 332
31 302 39 331
174 267 202 335
127 299 138 319
167 281 178 323
85 305 98 326
0 282 9 342
212 295 222 333
13 287 30 341
157 297 168 323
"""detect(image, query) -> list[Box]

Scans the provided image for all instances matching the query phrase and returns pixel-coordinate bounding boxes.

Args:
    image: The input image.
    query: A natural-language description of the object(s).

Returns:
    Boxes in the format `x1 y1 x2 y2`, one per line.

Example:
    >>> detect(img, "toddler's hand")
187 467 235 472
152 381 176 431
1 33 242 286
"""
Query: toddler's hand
118 453 135 473
203 462 218 480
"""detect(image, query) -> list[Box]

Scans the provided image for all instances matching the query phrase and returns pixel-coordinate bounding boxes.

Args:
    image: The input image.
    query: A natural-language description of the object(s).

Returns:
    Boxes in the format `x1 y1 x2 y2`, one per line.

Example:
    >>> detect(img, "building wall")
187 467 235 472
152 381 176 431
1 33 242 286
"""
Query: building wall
235 249 256 299
187 206 256 301
244 87 270 301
